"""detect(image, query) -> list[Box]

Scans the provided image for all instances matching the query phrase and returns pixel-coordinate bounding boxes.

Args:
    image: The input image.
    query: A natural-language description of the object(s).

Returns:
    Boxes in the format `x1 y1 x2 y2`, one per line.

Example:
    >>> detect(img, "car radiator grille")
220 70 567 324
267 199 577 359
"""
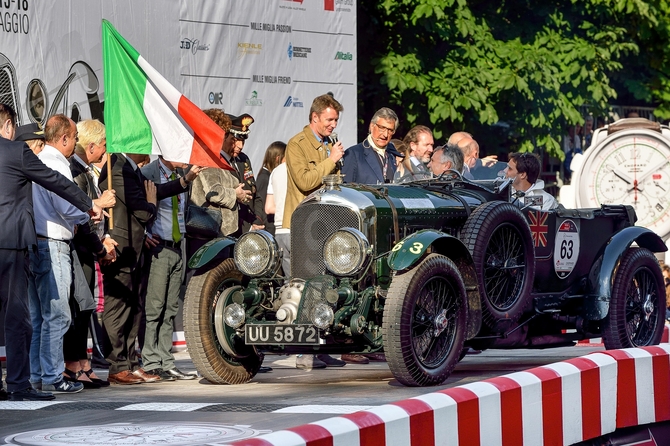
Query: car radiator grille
295 275 336 324
290 202 360 279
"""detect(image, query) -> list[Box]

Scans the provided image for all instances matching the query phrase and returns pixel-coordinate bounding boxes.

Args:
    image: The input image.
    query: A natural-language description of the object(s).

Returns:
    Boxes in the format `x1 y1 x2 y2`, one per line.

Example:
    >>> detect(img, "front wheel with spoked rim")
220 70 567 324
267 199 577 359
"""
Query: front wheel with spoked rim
383 254 467 386
184 258 261 384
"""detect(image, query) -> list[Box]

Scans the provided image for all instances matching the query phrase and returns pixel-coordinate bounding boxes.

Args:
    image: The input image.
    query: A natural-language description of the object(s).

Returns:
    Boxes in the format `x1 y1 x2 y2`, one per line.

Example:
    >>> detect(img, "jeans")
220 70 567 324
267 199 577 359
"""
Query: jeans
142 245 182 372
29 239 72 385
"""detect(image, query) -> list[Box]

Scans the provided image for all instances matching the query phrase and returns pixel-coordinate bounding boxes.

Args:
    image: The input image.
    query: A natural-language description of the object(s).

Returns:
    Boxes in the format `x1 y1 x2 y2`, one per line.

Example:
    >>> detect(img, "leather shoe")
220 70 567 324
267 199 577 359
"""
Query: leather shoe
257 366 273 373
0 388 7 401
316 354 346 367
133 368 160 382
9 387 55 401
363 353 387 362
108 370 143 385
161 368 196 380
341 354 370 364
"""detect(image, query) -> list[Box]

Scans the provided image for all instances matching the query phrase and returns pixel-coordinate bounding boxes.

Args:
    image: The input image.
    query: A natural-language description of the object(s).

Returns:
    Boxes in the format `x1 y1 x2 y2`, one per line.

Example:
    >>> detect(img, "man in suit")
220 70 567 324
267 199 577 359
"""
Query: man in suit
341 108 401 184
404 125 434 172
0 104 101 401
99 153 203 384
227 113 267 233
140 156 195 381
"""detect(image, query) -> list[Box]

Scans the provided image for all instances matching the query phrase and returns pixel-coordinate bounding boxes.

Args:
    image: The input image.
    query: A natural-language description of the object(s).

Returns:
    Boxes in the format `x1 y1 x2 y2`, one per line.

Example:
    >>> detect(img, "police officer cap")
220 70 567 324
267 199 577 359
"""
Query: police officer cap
15 122 45 142
226 113 254 140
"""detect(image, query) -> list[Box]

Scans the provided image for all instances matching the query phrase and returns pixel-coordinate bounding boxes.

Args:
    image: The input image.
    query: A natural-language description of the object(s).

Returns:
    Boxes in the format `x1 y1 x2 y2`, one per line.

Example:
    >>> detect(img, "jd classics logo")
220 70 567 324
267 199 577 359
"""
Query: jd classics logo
180 38 210 54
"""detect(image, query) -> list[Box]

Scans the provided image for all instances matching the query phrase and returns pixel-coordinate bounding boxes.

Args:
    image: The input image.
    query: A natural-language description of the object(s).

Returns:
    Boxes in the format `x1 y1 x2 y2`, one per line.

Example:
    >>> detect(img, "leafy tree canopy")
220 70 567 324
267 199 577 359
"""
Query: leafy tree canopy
358 0 669 158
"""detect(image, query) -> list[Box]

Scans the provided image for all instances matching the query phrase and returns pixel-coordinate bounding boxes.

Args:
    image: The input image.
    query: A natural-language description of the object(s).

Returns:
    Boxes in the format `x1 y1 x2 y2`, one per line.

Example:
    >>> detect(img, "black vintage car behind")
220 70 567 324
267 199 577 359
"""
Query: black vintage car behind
184 170 667 387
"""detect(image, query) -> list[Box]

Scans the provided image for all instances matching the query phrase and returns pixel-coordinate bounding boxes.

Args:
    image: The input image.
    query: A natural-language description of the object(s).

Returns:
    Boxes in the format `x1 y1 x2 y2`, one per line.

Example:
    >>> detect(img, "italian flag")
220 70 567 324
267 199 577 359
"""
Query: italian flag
101 20 232 170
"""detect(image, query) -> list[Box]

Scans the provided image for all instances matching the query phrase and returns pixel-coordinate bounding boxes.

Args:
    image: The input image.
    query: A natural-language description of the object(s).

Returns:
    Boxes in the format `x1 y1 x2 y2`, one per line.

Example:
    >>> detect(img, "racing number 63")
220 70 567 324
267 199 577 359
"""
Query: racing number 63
392 241 424 254
560 239 573 259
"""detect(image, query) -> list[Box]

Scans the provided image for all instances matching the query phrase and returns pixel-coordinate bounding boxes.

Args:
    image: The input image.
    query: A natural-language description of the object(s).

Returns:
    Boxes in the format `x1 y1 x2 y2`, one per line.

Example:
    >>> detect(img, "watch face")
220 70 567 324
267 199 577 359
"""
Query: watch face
575 128 670 238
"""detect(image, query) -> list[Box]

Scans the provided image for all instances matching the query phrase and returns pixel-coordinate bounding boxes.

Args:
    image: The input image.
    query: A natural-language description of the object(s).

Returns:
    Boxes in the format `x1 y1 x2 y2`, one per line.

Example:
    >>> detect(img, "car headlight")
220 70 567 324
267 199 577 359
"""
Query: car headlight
234 230 279 277
223 303 246 328
323 228 371 276
311 302 334 329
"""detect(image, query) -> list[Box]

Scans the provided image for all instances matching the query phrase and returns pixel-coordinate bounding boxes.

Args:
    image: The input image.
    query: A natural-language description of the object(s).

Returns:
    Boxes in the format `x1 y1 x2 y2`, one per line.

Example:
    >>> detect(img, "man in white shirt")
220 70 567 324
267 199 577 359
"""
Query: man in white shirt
505 152 558 211
265 161 290 276
29 115 89 394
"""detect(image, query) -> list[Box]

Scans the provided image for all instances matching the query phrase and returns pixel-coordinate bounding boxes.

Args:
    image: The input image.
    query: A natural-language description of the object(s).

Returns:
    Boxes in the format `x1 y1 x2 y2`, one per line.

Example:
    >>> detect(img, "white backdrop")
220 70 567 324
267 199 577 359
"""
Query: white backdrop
0 0 357 172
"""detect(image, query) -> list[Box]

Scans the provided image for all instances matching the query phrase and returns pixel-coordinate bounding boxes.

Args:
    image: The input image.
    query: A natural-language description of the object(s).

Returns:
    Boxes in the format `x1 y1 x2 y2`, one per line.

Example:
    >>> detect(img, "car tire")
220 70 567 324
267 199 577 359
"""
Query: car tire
383 254 467 386
459 201 536 330
602 248 666 349
184 258 261 384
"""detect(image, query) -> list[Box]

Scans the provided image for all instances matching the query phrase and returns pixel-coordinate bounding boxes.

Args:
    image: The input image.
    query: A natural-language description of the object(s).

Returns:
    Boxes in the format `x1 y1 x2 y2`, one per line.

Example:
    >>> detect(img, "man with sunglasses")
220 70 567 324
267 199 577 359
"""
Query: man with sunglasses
505 152 557 211
341 107 401 184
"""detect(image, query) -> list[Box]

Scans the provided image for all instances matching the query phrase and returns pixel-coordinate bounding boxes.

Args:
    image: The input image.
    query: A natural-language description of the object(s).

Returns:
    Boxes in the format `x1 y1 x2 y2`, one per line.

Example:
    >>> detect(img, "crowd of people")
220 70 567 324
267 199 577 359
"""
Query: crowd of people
0 93 561 400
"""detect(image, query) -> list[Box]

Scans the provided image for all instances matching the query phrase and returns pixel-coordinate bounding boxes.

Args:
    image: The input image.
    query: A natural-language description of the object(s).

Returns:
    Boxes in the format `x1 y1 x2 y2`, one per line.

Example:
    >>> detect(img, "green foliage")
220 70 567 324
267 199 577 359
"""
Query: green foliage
358 0 667 157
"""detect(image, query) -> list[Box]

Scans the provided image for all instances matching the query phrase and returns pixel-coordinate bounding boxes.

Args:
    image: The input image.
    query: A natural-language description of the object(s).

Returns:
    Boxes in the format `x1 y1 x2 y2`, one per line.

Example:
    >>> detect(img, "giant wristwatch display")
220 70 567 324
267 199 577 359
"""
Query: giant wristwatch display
571 118 670 240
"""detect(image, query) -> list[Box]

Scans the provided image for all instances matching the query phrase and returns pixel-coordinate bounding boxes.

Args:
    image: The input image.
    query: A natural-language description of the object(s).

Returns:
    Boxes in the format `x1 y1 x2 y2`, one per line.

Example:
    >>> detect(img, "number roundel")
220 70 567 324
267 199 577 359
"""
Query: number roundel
553 219 580 279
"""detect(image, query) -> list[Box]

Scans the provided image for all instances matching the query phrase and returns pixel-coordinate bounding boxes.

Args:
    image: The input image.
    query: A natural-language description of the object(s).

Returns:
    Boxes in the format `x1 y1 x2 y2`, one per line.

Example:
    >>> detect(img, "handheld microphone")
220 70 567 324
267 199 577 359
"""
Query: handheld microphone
329 132 343 171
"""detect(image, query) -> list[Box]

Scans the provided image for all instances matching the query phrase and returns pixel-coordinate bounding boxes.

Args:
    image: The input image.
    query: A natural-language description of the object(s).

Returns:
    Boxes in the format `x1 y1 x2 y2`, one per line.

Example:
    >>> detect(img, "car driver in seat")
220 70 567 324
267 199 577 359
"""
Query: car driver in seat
505 152 558 211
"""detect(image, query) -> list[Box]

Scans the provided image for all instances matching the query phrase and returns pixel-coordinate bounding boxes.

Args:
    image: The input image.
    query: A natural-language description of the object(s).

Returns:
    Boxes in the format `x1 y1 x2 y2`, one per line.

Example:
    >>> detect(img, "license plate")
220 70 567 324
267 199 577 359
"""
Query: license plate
244 324 319 345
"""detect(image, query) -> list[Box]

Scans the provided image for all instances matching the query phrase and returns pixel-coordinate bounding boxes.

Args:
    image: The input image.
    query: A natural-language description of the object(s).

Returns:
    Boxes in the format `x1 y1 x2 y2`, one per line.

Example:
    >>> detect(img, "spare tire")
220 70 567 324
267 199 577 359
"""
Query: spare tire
459 201 536 330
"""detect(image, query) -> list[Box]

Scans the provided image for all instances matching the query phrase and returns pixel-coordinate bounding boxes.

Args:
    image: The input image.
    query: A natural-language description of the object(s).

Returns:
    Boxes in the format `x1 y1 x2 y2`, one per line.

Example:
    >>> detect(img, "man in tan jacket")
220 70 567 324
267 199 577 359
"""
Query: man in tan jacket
283 94 346 370
283 94 344 229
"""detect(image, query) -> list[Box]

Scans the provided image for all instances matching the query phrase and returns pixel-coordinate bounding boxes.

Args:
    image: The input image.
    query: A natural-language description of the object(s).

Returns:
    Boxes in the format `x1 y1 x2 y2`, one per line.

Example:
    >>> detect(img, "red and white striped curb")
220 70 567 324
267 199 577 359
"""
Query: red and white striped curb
228 344 670 446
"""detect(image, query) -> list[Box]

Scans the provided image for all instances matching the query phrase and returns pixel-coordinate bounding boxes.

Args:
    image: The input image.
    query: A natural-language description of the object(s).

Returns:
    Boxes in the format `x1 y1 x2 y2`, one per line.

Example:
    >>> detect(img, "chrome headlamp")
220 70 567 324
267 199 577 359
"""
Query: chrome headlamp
323 228 371 276
234 230 279 277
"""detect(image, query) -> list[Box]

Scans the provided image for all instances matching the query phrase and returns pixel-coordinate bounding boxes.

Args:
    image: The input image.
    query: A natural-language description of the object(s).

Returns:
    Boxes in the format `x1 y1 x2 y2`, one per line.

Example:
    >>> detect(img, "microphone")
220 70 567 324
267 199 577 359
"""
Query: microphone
329 132 343 171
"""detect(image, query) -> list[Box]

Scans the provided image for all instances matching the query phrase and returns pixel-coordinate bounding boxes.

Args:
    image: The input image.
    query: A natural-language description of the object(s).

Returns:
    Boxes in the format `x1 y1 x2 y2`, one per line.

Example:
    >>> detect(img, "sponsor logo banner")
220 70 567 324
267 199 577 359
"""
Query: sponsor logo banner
245 90 263 106
287 43 311 60
283 96 304 107
238 42 262 59
334 51 352 60
208 92 223 104
251 22 292 32
180 38 210 54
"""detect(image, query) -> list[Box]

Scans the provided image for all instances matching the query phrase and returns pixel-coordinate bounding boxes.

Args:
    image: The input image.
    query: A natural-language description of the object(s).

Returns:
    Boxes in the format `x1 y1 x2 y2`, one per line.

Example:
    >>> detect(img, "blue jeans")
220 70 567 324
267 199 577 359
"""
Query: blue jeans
29 239 72 385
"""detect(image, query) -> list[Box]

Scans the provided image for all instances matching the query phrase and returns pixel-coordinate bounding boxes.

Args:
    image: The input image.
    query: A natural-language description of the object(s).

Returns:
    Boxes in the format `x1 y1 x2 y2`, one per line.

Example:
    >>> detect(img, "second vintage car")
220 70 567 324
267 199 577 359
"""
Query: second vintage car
184 169 667 387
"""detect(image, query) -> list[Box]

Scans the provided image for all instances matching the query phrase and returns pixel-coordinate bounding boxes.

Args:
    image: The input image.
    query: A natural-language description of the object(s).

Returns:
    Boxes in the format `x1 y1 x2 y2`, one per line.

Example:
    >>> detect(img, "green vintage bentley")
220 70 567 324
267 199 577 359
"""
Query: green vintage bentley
184 169 667 387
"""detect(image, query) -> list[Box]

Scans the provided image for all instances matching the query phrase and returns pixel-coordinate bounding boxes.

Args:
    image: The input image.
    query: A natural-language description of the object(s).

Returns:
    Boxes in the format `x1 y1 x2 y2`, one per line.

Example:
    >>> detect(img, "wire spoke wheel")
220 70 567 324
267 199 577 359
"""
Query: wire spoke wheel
184 259 261 384
603 248 665 349
483 224 526 310
383 254 467 386
460 201 535 330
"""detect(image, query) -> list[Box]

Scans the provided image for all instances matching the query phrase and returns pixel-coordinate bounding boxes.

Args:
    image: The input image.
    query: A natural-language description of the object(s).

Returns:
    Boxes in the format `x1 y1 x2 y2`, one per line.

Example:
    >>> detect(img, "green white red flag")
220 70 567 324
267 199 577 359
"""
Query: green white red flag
101 20 232 170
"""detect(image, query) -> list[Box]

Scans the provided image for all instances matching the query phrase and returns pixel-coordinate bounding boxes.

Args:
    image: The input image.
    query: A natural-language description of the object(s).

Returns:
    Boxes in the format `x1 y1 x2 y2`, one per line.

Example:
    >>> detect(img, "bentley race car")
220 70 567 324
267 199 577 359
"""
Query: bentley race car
183 167 667 387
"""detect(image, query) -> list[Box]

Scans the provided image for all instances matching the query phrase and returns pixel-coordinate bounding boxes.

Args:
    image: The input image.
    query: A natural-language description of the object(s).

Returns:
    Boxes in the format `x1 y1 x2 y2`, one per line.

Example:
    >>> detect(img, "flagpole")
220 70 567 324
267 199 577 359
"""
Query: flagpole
107 152 113 229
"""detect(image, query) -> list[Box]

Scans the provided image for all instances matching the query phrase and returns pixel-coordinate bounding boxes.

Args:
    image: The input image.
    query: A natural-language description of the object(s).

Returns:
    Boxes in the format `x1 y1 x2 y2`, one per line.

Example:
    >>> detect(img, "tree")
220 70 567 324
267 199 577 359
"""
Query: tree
358 0 659 159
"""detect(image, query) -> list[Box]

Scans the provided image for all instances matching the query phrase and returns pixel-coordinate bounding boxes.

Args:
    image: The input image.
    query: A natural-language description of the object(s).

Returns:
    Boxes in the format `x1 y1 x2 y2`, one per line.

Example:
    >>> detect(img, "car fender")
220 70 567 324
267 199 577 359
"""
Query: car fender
586 226 667 320
187 237 236 269
388 229 481 339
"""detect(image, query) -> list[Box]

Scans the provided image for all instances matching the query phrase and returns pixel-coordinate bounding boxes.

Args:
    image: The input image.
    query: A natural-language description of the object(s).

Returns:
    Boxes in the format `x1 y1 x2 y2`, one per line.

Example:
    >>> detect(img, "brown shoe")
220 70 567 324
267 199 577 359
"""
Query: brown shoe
363 353 387 362
341 354 370 364
132 368 160 383
108 370 143 385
